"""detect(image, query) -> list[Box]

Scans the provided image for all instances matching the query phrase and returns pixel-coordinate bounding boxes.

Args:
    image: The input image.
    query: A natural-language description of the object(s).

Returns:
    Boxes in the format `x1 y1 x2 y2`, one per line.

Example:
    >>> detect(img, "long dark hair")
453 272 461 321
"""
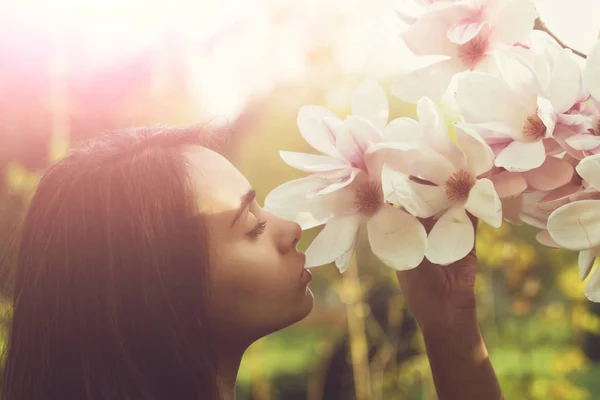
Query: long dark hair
2 126 224 399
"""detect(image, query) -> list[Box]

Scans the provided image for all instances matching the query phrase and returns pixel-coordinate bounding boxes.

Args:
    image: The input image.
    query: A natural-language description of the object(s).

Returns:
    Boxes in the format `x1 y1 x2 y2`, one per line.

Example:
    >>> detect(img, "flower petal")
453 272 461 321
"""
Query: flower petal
264 177 353 230
392 59 465 103
336 116 382 169
585 266 600 302
495 140 546 172
311 169 360 197
402 4 465 56
381 164 451 218
297 106 342 157
584 41 600 101
547 200 600 250
492 49 540 102
383 117 422 143
465 178 502 228
488 0 538 45
566 133 600 151
536 230 560 248
418 96 465 169
576 153 600 191
426 205 475 265
280 151 349 173
454 71 526 127
304 214 362 268
547 50 583 114
490 170 527 198
522 156 574 191
454 123 495 176
366 205 427 270
447 19 486 45
579 249 596 281
352 77 389 131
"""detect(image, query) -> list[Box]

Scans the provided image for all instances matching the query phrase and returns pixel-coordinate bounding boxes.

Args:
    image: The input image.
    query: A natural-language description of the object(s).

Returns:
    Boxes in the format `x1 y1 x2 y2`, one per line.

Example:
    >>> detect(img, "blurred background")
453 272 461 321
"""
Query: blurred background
1 0 600 399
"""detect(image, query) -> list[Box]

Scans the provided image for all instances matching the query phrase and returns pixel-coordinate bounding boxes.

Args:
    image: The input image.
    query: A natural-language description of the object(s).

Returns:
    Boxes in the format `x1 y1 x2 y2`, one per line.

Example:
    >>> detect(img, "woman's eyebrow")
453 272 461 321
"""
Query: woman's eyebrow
230 188 256 227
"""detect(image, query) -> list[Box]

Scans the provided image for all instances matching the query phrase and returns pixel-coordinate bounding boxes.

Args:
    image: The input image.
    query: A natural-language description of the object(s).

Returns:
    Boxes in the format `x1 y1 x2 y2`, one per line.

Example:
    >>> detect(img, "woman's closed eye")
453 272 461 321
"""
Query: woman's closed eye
248 218 267 238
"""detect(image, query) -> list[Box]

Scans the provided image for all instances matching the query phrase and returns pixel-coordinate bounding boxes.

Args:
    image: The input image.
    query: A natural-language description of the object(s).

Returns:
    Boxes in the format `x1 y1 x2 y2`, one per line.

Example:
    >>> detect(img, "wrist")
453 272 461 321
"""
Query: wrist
416 304 479 339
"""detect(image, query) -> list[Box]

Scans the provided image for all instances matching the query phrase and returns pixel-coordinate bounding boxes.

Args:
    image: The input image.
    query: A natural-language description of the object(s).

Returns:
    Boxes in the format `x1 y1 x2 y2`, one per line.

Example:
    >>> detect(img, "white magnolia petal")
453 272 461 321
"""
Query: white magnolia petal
536 97 557 136
454 71 525 127
336 116 382 168
490 170 527 198
465 179 502 228
297 106 341 156
402 5 465 56
280 151 349 173
383 117 422 143
447 20 485 45
576 153 600 191
418 96 465 168
585 267 600 302
547 200 600 250
536 230 560 248
492 49 540 102
352 77 389 131
392 59 464 104
584 41 600 101
566 133 600 151
547 50 583 114
335 237 358 273
426 205 475 265
454 123 495 176
489 0 538 44
395 9 418 25
579 249 596 281
304 214 362 268
264 177 351 230
495 140 546 172
312 169 360 197
367 205 427 271
381 165 450 218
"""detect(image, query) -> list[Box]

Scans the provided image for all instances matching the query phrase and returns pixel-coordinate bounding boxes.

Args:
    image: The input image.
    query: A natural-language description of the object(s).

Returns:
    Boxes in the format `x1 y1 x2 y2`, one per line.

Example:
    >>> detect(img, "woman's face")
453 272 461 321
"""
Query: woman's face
184 147 314 343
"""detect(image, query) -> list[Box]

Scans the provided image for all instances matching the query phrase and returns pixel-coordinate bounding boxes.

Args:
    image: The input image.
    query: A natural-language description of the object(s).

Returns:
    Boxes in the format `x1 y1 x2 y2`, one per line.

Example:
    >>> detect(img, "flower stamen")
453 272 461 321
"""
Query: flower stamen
354 180 383 216
445 170 474 201
458 35 488 68
523 114 546 141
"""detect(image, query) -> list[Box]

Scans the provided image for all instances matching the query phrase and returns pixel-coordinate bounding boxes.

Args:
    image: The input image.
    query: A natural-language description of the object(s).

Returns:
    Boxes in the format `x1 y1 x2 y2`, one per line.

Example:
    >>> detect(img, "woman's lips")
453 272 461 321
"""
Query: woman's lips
298 252 312 284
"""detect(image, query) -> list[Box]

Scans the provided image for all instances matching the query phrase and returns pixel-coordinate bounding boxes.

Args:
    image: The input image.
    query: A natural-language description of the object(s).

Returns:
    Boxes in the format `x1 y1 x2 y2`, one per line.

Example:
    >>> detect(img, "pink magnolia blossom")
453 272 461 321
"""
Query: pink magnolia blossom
392 0 538 103
264 78 427 272
375 97 502 265
454 50 580 174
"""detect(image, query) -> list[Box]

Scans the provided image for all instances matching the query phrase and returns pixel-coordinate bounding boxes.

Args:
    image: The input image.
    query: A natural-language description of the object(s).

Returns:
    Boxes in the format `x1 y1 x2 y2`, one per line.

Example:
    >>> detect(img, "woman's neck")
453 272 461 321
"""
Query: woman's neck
215 342 247 400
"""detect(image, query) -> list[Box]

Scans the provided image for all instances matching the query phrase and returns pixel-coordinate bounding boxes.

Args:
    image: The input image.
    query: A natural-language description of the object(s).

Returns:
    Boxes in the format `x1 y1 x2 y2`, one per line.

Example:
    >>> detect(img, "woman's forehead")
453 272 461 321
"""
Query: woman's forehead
183 146 251 215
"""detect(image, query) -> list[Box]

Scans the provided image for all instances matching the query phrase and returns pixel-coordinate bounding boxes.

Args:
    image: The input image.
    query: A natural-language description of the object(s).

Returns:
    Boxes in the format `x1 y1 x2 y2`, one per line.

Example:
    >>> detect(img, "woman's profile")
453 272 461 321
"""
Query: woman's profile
1 126 502 400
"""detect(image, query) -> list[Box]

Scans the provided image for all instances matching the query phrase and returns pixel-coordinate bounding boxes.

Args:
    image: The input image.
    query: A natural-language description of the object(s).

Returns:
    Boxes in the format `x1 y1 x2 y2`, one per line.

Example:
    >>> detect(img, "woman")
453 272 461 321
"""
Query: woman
1 126 502 399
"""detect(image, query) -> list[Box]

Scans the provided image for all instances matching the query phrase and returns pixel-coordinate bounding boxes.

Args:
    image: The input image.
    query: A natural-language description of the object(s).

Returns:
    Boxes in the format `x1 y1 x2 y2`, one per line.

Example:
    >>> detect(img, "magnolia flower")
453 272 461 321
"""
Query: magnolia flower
392 0 538 103
584 40 600 101
547 154 600 251
561 100 600 156
454 50 581 173
374 97 502 265
264 78 427 272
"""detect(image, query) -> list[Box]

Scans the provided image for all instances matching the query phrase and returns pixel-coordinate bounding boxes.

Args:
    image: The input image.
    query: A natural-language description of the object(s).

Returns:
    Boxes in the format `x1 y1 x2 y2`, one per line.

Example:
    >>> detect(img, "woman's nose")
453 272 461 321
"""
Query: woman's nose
278 219 302 253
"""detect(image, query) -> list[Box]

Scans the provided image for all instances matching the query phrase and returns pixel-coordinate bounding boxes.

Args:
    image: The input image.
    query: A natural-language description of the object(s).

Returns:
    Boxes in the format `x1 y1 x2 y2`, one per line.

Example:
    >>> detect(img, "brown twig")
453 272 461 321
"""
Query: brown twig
533 17 587 59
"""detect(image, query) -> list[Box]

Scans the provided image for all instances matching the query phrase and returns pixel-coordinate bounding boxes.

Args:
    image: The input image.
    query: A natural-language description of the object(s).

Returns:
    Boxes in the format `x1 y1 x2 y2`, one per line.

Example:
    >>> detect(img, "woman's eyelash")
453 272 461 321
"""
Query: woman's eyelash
248 218 267 237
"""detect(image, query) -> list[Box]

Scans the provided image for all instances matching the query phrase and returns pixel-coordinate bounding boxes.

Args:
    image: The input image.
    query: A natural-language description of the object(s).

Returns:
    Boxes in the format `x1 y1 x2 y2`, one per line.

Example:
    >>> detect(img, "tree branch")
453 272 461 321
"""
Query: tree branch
534 17 587 59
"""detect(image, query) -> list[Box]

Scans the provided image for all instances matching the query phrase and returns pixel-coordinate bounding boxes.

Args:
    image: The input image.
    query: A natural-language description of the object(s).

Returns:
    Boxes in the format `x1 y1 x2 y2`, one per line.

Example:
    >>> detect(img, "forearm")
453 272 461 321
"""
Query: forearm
418 311 502 400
